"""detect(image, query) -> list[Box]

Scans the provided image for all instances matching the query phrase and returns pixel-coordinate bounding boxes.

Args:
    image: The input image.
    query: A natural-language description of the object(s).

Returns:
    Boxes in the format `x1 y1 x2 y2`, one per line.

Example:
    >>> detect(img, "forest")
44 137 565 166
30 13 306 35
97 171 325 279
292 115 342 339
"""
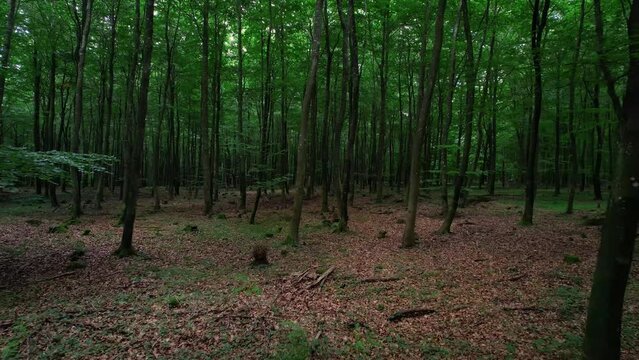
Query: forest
0 0 638 358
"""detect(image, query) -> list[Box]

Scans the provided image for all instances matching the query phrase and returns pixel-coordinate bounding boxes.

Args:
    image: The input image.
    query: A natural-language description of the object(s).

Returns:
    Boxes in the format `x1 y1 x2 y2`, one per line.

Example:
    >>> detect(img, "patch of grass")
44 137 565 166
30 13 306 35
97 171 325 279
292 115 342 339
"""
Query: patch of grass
533 332 582 358
147 266 209 288
505 342 517 360
231 274 262 296
563 254 581 265
66 259 87 270
398 286 439 304
165 294 182 309
543 286 585 320
272 322 311 360
2 322 29 359
548 269 583 286
0 244 28 258
350 328 382 357
420 340 451 359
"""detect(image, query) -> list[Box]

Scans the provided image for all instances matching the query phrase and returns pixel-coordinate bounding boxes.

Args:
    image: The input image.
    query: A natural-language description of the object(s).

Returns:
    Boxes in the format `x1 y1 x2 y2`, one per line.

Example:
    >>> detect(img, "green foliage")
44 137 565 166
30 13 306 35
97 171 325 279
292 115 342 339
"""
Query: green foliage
273 322 311 360
2 323 29 359
563 254 581 264
231 274 262 296
420 340 451 359
0 147 115 192
165 295 182 309
533 332 582 358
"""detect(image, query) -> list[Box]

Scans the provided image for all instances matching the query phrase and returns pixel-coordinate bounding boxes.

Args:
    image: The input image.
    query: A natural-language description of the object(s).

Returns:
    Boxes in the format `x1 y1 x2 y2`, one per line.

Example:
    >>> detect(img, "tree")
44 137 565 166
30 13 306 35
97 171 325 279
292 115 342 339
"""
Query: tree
521 0 550 225
0 0 17 145
439 0 476 234
287 0 325 245
115 0 155 257
565 0 585 214
336 0 360 232
584 0 639 358
70 0 94 219
201 0 212 216
400 0 446 248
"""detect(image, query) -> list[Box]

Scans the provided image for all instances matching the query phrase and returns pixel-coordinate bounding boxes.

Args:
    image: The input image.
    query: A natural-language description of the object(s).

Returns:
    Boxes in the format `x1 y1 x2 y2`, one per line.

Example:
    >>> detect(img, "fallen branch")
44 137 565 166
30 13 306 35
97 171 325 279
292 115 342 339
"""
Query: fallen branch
34 271 75 283
360 277 402 283
0 320 13 330
294 269 311 284
307 266 335 289
503 306 545 313
388 308 435 322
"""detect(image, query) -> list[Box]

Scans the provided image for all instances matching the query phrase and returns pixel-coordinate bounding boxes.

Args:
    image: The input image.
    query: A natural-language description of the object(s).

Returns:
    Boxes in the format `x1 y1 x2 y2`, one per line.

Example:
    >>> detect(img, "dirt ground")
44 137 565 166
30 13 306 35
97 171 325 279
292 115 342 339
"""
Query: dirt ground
0 188 637 359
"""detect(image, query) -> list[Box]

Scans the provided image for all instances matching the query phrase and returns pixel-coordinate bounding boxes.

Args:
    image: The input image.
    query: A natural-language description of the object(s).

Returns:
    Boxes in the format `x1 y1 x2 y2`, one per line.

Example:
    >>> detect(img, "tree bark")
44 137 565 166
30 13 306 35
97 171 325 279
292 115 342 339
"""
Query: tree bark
116 0 155 257
71 0 94 219
521 0 550 225
439 0 476 234
0 0 17 145
400 0 446 247
566 0 585 214
287 0 324 245
201 0 212 215
584 1 639 358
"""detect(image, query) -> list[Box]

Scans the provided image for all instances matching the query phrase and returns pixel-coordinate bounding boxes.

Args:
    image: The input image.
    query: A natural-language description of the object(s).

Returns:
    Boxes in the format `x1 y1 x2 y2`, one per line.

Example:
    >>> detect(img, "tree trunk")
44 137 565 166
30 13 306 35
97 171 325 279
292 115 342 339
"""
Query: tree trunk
439 0 476 234
439 3 462 216
116 0 155 257
71 0 94 219
287 0 324 245
201 0 212 215
521 0 550 225
566 0 585 214
33 50 42 195
375 6 390 203
0 0 17 145
337 0 361 233
584 1 639 358
593 83 603 201
400 0 446 247
237 0 247 211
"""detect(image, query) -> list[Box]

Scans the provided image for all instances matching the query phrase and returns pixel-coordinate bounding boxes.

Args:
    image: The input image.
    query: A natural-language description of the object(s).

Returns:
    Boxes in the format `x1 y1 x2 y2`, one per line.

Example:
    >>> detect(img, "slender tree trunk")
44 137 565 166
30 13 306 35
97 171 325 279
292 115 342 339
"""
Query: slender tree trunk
287 0 324 245
250 0 274 224
440 0 476 234
71 0 94 219
592 83 603 201
96 1 119 208
440 3 462 215
0 0 17 145
201 0 212 215
400 0 446 247
566 0 585 214
237 0 247 211
116 0 155 257
521 0 550 225
320 0 332 213
375 6 390 203
33 50 42 195
553 57 562 196
46 52 59 207
584 1 639 357
337 0 360 232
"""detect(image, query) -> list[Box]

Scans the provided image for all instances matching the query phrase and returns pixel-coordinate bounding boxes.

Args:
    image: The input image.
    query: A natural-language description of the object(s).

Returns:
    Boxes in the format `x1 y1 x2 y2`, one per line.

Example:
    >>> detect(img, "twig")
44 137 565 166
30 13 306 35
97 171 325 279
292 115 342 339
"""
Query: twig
388 308 435 322
503 306 545 312
34 271 75 283
360 277 402 283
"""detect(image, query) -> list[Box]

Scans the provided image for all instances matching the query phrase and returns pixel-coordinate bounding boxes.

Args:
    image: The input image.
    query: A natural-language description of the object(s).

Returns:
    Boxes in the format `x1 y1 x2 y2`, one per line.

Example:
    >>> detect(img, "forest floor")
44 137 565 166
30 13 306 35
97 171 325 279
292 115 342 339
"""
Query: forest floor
0 187 637 359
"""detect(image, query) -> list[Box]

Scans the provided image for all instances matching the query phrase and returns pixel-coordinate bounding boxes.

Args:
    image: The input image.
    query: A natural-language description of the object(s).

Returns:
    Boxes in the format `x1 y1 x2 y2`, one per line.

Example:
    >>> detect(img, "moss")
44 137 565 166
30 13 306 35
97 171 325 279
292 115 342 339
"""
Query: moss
563 254 581 264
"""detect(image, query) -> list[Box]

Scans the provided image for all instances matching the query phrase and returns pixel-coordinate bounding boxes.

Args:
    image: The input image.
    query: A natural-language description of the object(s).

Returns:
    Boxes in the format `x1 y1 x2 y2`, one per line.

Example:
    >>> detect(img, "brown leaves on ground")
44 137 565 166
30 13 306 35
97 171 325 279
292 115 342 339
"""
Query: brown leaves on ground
0 189 637 359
